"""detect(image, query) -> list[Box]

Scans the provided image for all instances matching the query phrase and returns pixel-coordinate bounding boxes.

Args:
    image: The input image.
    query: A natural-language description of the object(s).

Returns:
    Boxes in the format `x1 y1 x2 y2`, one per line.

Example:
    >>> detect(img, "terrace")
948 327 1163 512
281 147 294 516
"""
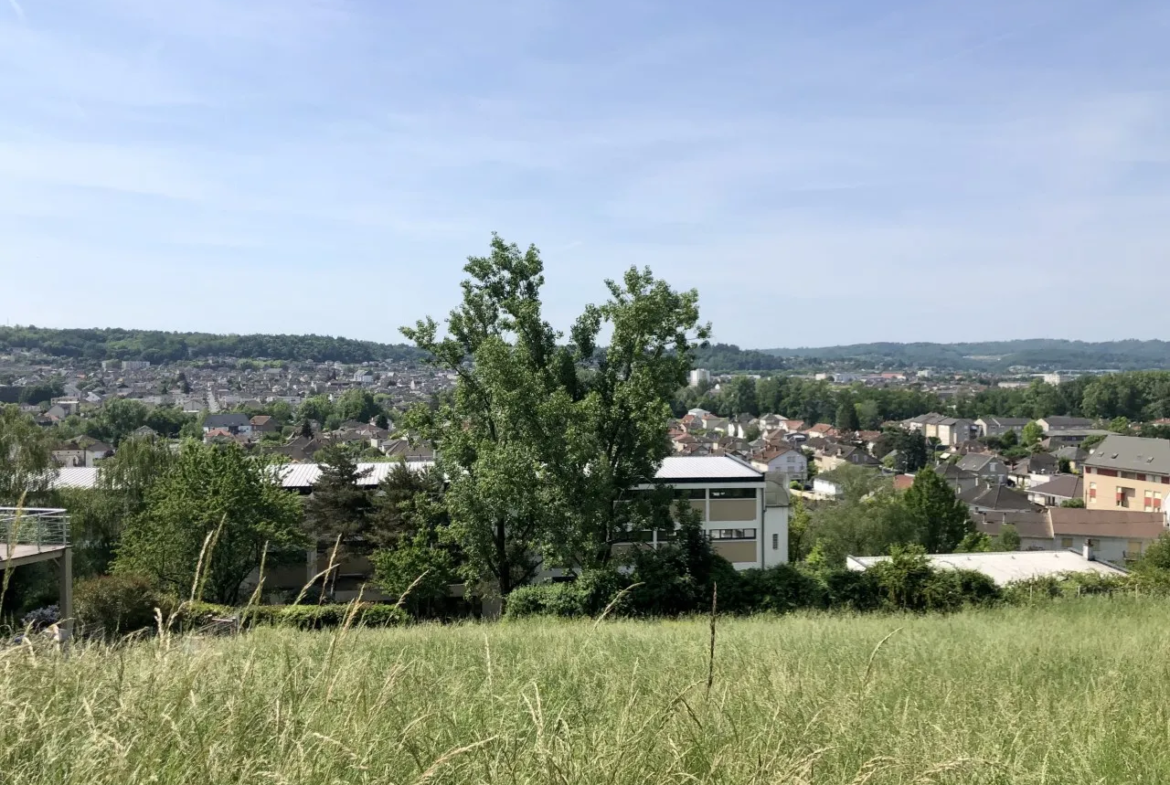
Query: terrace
1 507 73 637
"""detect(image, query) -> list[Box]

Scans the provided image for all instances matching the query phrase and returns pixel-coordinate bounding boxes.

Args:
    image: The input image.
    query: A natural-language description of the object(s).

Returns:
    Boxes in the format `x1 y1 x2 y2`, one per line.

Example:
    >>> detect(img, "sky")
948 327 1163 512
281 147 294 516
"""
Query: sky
1 0 1168 349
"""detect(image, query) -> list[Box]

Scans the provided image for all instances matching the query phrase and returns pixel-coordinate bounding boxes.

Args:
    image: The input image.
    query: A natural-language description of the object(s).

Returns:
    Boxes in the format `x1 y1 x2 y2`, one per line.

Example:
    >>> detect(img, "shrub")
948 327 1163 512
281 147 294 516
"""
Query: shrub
74 574 164 638
20 605 59 631
739 565 826 614
868 545 935 611
1002 576 1062 604
171 601 407 630
505 583 590 619
821 568 881 612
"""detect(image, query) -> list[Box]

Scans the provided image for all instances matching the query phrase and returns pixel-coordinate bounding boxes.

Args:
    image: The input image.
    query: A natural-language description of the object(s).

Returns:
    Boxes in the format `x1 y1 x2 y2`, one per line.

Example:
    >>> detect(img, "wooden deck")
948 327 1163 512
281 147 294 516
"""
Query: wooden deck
0 543 70 569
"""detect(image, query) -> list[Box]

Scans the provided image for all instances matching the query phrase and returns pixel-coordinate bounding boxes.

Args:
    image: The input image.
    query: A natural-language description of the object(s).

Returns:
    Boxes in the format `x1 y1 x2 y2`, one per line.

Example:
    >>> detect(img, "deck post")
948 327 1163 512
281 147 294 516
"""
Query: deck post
58 547 73 645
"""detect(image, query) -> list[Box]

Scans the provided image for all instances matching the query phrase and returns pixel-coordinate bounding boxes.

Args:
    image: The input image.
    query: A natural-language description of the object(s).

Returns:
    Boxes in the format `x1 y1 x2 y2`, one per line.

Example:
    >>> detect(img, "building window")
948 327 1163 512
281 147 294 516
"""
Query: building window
711 488 757 500
673 488 706 500
1146 490 1154 511
772 533 779 551
1156 493 1163 511
1089 482 1097 501
1061 537 1073 549
709 528 757 540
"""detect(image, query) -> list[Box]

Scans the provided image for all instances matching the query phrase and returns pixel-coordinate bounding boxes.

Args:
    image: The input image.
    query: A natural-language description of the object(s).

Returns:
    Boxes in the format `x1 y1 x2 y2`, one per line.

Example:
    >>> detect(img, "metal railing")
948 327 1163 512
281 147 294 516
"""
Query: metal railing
1 507 71 550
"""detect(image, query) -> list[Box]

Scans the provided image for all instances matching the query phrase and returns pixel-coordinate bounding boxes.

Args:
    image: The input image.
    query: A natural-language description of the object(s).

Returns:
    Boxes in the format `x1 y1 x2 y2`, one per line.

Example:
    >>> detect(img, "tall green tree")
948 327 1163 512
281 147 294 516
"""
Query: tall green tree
115 442 304 604
370 464 458 617
723 376 758 416
835 400 860 432
57 436 176 577
84 398 151 445
0 405 54 505
1022 421 1044 446
401 235 707 594
297 395 334 426
303 446 374 549
903 468 972 553
892 430 929 473
334 388 382 424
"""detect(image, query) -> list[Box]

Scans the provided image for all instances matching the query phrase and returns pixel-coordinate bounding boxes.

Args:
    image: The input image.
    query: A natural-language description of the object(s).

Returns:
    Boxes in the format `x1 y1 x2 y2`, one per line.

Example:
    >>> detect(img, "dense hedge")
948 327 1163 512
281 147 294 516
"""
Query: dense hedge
176 602 408 630
505 549 1003 620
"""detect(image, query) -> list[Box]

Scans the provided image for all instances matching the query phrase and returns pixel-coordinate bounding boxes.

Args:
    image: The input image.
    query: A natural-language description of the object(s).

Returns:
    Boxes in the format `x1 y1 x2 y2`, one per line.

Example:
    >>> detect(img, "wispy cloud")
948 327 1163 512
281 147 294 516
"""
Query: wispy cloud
6 0 23 21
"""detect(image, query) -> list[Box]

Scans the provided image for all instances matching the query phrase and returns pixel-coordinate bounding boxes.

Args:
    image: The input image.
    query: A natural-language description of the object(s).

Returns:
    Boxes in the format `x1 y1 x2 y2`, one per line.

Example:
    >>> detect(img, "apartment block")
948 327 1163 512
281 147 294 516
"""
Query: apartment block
1082 435 1170 517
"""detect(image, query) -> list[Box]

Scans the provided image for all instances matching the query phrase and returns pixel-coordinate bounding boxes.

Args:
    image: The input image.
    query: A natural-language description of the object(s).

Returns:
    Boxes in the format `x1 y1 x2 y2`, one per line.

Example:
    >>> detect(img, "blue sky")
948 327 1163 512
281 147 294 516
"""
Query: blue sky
2 0 1168 349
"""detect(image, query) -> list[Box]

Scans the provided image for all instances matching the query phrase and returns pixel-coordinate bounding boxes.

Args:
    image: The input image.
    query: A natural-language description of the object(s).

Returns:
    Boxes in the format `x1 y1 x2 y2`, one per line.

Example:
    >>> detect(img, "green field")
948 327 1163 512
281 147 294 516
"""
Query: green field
3 599 1169 784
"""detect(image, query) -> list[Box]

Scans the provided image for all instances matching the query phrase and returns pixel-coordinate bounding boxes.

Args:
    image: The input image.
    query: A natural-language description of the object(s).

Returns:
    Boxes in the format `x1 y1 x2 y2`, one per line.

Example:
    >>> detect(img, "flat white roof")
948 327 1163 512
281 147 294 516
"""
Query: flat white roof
51 468 99 490
277 461 434 489
655 456 763 482
48 455 758 491
846 550 1127 586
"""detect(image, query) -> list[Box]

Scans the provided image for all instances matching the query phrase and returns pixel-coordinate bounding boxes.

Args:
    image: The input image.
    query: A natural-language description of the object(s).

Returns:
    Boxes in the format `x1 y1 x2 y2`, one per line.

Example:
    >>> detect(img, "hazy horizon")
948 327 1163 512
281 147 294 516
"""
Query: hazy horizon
4 1 1168 345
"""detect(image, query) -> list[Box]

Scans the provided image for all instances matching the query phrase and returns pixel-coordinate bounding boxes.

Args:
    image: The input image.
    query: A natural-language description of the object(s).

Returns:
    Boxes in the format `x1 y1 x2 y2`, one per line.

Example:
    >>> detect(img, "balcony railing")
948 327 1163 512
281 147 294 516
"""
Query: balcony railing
1 507 71 550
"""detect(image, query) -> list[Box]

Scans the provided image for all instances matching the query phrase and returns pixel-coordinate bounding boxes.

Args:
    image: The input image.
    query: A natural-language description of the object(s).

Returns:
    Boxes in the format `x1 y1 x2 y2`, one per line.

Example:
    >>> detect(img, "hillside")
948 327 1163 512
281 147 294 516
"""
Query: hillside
0 326 427 365
764 339 1170 372
6 600 1168 783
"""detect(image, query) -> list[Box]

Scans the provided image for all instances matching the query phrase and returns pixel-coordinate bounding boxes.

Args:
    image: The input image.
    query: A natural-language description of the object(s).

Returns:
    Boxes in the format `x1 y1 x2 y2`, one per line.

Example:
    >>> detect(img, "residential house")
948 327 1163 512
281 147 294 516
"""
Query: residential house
972 511 1054 550
1008 452 1059 489
1082 434 1170 516
1052 445 1089 473
906 413 976 446
930 463 980 495
803 423 837 439
202 413 253 436
51 437 114 468
1038 416 1094 434
954 453 1009 485
1027 475 1084 507
814 443 879 473
750 445 808 481
1046 508 1166 562
381 439 436 462
639 456 788 571
1044 429 1111 448
780 419 806 433
250 415 280 434
975 416 1030 438
960 483 1037 513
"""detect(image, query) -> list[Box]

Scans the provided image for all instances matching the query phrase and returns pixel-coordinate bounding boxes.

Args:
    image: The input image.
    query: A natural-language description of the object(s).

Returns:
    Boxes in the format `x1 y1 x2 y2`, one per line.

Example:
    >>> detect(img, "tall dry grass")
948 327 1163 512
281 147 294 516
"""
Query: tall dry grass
2 597 1169 783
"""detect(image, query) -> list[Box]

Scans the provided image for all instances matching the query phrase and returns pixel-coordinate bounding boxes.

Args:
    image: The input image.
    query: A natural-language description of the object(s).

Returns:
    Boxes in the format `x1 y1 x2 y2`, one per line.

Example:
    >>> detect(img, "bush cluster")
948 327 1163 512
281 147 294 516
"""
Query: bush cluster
175 601 408 630
505 547 1002 620
74 574 408 637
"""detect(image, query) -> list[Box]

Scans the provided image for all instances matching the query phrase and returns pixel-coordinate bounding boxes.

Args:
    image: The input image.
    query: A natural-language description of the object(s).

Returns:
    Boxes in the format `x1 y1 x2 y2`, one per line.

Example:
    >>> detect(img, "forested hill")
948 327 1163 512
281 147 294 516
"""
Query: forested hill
764 340 1170 372
0 326 428 364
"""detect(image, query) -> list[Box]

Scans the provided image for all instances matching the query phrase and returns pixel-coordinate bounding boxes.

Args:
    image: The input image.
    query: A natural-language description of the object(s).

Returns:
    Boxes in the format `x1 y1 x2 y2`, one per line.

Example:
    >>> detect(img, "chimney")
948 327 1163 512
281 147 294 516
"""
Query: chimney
1082 542 1094 561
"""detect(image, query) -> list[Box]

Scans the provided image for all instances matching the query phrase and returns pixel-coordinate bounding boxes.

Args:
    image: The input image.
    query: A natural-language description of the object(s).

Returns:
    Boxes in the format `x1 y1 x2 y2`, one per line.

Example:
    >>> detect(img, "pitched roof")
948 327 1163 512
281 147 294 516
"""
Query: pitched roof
1082 435 1170 474
1026 474 1083 500
1040 416 1094 429
960 484 1036 511
1047 508 1166 540
973 511 1053 540
204 413 251 428
976 416 1030 427
955 454 1007 474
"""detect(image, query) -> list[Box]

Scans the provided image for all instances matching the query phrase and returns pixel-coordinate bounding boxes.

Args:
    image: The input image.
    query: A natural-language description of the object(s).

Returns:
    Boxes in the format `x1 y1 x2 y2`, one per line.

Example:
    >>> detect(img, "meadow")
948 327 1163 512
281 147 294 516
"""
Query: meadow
2 598 1169 784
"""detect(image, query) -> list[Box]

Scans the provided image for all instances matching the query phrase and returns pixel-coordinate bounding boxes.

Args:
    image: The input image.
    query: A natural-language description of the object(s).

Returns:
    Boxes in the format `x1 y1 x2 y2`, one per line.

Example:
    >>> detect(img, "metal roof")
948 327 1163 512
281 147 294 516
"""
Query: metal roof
654 456 763 482
847 550 1127 586
47 455 755 492
277 461 435 488
51 468 100 490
